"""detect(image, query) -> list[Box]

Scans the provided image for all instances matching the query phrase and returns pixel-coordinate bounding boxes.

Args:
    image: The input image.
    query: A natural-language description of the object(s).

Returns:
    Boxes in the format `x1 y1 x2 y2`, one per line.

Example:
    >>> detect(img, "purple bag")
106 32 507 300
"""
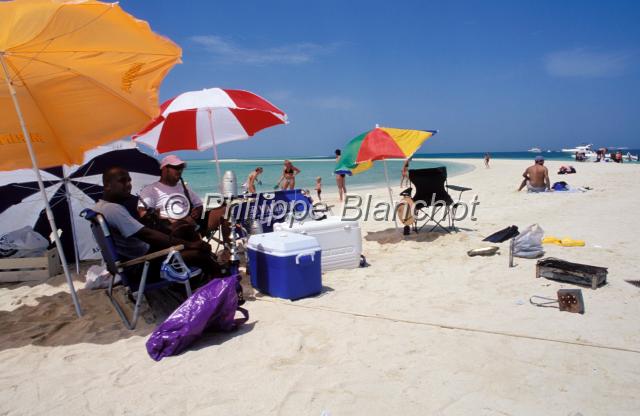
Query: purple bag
146 274 248 361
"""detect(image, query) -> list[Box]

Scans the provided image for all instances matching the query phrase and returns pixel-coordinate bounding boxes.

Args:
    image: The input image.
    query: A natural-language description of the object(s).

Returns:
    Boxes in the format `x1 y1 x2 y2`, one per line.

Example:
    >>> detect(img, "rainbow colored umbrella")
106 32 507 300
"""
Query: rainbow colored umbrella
335 126 437 228
335 127 437 175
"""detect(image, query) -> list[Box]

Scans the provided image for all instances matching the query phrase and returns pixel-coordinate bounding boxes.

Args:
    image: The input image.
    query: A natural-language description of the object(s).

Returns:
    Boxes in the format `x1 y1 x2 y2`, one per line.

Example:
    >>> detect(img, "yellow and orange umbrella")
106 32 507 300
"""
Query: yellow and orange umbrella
0 0 181 316
0 0 181 170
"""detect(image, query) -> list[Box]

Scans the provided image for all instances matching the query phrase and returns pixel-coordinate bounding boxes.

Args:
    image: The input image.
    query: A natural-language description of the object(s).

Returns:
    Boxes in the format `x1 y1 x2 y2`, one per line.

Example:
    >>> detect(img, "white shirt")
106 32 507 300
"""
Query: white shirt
138 181 203 220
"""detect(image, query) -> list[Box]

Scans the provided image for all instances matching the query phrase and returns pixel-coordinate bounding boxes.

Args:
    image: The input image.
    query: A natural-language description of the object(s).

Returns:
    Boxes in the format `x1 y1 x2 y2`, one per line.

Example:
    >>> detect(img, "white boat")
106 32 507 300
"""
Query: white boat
625 152 638 162
527 147 542 153
561 144 593 153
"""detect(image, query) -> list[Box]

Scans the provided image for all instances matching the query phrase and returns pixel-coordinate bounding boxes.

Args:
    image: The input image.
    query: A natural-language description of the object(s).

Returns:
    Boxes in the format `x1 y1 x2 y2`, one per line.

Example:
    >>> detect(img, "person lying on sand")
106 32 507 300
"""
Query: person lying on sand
517 155 551 192
558 165 576 175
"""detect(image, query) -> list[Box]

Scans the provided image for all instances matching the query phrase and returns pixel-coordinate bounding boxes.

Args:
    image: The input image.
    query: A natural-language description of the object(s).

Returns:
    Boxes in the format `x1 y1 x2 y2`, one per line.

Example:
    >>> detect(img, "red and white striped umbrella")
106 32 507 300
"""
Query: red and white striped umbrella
133 87 287 188
133 88 287 152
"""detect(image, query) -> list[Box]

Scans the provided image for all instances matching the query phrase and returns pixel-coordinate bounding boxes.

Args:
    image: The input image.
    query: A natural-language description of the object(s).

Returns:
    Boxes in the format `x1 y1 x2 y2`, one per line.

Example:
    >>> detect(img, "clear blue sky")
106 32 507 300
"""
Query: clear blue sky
122 0 640 157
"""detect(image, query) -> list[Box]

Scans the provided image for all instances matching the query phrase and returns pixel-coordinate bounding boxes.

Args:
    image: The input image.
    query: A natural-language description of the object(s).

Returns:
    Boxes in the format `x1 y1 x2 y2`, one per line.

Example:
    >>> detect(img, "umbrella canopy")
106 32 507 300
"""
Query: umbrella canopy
335 127 438 175
0 0 180 317
0 0 182 170
0 144 160 263
133 88 287 187
133 88 287 152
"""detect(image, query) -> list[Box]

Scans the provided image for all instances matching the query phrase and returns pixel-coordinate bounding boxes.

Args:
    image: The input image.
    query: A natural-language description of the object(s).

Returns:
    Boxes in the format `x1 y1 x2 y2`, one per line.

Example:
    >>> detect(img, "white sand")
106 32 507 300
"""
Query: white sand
1 158 639 415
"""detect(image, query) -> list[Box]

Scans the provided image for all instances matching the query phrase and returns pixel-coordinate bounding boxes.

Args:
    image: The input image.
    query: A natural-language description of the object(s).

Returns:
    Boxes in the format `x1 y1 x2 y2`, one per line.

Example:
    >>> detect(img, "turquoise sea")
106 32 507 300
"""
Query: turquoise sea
181 150 640 198
181 158 472 198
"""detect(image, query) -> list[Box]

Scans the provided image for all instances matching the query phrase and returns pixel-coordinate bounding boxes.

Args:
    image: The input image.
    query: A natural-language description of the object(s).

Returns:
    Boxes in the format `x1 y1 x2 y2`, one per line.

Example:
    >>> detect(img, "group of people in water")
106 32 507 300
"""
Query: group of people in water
242 149 351 202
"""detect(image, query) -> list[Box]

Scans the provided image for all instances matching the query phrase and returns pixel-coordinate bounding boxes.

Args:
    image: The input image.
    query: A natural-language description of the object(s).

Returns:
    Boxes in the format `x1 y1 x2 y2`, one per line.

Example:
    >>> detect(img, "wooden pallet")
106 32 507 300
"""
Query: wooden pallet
0 248 63 283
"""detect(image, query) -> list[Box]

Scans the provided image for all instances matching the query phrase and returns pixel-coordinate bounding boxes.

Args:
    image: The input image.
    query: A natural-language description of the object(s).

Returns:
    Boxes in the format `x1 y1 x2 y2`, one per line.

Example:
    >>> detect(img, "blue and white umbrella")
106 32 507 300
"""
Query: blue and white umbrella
0 142 160 270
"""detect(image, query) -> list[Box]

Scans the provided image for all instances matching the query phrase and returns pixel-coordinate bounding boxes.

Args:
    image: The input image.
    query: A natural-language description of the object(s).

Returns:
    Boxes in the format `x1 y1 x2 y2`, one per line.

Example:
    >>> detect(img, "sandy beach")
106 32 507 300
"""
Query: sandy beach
1 158 639 415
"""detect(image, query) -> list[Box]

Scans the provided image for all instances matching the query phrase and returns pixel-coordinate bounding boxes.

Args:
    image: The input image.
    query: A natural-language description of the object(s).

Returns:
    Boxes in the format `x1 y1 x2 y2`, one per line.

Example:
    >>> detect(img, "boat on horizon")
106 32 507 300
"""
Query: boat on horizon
561 144 593 153
527 147 542 153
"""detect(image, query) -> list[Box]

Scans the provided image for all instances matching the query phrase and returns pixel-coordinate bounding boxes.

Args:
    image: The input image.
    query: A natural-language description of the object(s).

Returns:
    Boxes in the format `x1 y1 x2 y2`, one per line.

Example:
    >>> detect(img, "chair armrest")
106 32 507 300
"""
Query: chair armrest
446 185 472 192
116 245 185 269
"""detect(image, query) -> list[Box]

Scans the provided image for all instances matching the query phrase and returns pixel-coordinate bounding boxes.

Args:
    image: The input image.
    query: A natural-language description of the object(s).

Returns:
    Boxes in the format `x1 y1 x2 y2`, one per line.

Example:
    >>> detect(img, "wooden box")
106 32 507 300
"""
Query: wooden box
536 257 607 289
0 248 63 283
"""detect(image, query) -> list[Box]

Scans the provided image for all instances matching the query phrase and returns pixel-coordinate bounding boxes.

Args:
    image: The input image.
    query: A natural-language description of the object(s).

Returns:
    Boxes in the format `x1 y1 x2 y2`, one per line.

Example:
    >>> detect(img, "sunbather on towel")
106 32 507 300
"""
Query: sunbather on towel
95 166 220 281
517 155 551 193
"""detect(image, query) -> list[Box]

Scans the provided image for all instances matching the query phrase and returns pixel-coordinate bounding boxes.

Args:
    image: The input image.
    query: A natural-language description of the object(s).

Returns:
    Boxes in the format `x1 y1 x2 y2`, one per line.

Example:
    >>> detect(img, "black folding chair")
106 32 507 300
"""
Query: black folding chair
81 209 200 329
401 167 472 233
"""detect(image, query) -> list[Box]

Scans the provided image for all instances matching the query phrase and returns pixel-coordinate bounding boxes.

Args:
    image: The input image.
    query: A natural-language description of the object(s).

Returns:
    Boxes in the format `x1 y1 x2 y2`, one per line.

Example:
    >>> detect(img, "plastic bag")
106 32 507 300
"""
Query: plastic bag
145 274 248 361
513 224 545 258
0 226 48 258
85 264 119 290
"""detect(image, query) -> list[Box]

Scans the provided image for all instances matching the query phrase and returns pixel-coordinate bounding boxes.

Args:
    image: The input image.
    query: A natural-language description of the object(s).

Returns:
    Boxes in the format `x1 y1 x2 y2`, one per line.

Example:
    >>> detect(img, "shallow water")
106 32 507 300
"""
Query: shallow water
182 158 474 198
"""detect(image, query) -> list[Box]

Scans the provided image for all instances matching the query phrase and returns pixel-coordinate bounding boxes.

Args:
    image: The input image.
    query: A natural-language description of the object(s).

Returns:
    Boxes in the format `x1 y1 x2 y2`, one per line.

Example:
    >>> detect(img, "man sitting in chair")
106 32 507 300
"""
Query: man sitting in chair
137 155 204 240
94 166 219 279
517 155 551 193
138 154 229 243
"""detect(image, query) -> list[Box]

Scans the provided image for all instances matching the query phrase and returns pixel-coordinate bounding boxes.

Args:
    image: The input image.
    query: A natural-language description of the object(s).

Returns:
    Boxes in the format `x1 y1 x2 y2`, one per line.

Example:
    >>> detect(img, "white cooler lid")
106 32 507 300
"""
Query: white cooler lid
274 216 360 233
247 232 320 255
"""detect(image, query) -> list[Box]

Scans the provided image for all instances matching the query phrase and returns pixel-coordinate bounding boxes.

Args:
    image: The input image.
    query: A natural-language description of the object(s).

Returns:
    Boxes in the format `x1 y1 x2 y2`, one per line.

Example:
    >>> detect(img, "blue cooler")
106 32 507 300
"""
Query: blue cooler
247 232 322 300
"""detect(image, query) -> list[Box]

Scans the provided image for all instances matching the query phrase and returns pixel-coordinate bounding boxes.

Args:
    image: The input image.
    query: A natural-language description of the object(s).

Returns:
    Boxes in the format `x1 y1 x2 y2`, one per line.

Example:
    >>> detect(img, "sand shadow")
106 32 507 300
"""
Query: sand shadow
365 227 446 245
188 321 257 353
0 279 253 352
246 285 334 302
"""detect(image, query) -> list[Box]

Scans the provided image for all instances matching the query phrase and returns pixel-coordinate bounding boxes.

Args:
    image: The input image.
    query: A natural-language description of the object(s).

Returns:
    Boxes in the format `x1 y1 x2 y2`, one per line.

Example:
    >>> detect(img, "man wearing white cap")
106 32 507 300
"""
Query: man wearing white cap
138 155 203 238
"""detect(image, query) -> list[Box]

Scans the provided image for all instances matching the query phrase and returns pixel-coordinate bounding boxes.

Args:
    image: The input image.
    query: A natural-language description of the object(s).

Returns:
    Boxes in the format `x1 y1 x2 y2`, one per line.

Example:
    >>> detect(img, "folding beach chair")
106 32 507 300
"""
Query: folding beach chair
400 167 472 234
81 209 201 330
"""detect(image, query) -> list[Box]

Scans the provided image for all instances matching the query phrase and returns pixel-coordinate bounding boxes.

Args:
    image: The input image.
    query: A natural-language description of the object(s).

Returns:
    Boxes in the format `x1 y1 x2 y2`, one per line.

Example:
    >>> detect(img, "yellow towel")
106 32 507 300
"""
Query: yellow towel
560 238 585 247
542 236 585 247
542 236 561 245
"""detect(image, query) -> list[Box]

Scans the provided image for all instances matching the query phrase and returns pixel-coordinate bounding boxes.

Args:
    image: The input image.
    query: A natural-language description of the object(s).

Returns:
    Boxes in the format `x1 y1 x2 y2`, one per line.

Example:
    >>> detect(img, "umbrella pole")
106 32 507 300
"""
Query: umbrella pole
63 179 81 275
382 159 398 230
1 56 83 317
207 110 223 192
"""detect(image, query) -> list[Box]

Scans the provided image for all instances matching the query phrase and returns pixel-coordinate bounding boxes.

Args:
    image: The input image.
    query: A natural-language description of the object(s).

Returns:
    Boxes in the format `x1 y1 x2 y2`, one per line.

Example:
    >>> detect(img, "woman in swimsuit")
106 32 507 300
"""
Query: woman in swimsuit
278 159 300 190
335 149 347 202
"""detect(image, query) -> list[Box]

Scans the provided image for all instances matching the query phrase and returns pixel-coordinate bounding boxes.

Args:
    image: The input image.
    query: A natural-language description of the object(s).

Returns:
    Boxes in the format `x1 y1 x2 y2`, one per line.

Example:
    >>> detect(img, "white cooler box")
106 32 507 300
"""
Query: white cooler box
274 216 362 271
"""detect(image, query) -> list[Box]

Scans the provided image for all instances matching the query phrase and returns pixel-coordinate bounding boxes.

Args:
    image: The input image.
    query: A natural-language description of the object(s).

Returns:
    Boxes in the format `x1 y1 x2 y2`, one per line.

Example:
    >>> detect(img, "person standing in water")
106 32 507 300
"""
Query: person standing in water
315 176 322 201
400 158 411 187
277 160 300 190
243 167 263 194
334 149 347 202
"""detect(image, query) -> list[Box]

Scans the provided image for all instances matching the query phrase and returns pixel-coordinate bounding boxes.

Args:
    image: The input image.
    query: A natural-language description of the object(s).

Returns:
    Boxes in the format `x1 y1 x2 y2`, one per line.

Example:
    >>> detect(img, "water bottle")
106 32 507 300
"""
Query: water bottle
248 219 263 235
221 170 237 198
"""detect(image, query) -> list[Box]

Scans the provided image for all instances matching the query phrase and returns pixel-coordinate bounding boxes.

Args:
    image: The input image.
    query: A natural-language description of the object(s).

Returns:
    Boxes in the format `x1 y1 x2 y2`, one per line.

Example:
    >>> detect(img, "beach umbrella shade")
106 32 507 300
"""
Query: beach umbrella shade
0 143 160 271
335 126 438 175
133 87 288 188
0 0 181 316
335 126 437 227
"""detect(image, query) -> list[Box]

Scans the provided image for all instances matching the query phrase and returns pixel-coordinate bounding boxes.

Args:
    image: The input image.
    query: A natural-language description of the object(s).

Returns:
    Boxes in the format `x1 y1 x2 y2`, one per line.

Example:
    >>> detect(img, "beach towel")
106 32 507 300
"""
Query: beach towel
146 274 248 361
552 181 569 191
